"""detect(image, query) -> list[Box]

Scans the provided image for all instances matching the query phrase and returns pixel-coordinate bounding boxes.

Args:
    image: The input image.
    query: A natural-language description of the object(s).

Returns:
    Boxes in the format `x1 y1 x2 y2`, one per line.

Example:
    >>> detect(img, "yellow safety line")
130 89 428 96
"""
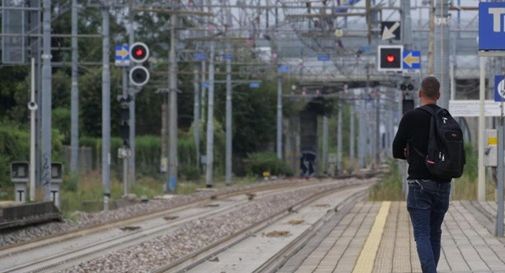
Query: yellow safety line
351 201 391 273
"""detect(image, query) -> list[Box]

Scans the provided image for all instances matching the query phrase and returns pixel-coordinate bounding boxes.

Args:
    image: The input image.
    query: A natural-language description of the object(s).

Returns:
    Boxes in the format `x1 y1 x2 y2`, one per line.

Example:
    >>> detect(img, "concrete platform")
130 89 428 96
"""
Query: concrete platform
279 201 505 273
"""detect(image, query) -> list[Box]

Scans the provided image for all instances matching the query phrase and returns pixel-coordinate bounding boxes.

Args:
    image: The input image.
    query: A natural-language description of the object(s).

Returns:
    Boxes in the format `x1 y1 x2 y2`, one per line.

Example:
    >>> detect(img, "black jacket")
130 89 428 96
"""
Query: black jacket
392 104 450 182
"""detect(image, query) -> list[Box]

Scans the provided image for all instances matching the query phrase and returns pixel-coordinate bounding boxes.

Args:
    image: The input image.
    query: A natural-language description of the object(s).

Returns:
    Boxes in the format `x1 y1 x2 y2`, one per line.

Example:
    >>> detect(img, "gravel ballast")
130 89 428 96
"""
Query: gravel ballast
60 178 372 273
0 178 347 247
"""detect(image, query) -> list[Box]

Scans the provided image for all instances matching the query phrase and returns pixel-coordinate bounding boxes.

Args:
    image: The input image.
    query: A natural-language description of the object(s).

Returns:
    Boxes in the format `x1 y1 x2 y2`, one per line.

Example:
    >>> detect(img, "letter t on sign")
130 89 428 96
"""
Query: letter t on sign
489 8 505 32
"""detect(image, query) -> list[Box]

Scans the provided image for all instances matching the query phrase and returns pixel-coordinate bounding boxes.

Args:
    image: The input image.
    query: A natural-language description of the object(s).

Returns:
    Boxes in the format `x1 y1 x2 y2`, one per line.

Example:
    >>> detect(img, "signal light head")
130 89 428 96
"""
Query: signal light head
130 42 149 63
129 66 150 87
378 45 403 71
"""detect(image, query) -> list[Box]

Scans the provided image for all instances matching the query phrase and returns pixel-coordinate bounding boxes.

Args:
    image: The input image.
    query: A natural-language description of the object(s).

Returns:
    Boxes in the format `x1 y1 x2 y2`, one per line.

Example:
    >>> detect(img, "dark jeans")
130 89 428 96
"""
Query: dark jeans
407 179 451 273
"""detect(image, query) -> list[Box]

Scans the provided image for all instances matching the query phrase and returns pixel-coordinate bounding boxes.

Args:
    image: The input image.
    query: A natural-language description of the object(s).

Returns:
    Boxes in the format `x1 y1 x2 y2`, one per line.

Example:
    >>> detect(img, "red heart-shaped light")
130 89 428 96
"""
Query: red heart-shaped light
386 55 395 63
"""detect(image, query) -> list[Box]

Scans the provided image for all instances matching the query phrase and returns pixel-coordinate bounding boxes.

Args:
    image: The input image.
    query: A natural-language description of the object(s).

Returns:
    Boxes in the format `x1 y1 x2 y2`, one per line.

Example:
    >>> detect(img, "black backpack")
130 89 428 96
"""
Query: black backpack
413 105 465 179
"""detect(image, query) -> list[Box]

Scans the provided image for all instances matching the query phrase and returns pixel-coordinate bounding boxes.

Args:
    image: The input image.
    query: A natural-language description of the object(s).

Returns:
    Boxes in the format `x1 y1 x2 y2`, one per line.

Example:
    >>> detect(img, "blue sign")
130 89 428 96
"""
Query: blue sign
317 54 330 62
115 44 130 66
223 53 233 61
194 52 207 61
495 75 505 102
479 2 505 50
402 50 421 70
277 64 289 74
202 82 209 88
249 82 261 89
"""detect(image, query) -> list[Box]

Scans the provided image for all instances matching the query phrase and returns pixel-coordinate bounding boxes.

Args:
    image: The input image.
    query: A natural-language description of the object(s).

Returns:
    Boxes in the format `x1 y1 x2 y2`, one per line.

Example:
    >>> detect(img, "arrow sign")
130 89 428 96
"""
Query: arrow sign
402 50 421 70
115 44 130 66
381 21 401 41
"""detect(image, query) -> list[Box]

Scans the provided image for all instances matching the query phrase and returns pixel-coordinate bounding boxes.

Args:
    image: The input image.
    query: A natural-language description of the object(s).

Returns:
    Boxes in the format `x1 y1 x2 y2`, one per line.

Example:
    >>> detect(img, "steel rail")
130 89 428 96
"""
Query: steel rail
0 179 315 256
3 185 312 273
152 180 374 273
0 180 354 273
252 188 368 273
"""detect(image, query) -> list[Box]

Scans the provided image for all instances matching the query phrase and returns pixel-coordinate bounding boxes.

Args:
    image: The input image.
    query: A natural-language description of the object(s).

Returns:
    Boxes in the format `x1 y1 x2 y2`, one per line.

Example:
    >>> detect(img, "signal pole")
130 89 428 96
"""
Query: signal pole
128 0 136 185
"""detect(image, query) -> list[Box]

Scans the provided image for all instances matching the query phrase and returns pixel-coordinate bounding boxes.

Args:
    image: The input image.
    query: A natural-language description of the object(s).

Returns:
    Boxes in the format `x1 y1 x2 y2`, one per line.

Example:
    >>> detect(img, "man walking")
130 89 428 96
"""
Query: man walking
393 76 464 273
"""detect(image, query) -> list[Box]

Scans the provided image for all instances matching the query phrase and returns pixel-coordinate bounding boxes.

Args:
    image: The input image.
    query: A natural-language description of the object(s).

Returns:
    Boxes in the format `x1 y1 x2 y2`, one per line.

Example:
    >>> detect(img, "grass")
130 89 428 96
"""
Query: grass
368 143 496 201
56 172 262 217
368 160 405 201
0 172 263 216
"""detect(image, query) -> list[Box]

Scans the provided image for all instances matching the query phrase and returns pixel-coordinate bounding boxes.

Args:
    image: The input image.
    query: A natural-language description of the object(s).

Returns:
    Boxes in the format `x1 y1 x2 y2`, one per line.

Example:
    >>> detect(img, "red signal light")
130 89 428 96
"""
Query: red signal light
378 45 402 71
386 54 395 63
129 42 149 63
134 48 145 58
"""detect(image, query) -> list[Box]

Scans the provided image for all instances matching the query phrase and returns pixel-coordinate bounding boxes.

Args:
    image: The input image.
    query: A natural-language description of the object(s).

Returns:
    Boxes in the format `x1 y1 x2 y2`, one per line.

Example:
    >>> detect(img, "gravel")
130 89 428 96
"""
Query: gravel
59 178 372 273
0 178 321 247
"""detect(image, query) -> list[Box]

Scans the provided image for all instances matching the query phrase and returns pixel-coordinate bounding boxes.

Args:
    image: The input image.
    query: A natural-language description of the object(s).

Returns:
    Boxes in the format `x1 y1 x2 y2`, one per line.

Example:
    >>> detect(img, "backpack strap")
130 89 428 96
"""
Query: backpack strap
410 105 437 159
411 145 426 158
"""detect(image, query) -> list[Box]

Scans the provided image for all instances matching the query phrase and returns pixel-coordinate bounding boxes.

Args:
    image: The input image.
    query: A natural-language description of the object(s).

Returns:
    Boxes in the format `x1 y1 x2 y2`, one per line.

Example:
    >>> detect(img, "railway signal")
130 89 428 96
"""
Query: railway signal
129 42 150 87
377 45 403 72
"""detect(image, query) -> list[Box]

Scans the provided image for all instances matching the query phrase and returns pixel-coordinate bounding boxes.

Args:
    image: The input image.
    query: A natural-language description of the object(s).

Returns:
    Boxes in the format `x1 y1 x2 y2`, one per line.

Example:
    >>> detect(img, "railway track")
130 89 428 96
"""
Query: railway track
153 182 372 273
0 177 374 273
0 178 318 253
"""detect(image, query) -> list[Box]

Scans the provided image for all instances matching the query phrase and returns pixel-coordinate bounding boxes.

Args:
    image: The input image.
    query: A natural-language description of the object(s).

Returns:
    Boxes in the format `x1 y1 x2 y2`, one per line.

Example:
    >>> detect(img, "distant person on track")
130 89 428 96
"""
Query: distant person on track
300 155 308 177
393 76 465 273
300 152 316 178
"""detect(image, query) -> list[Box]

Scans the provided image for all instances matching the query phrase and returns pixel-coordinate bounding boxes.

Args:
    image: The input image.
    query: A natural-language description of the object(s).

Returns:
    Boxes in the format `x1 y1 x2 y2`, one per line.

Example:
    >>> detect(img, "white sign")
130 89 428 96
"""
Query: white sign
489 8 505 32
449 100 502 117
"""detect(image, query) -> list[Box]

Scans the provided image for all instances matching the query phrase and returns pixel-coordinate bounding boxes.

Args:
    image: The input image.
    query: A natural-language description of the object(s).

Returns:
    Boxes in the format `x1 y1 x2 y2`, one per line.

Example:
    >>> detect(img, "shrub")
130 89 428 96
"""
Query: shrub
0 122 63 188
244 152 293 177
